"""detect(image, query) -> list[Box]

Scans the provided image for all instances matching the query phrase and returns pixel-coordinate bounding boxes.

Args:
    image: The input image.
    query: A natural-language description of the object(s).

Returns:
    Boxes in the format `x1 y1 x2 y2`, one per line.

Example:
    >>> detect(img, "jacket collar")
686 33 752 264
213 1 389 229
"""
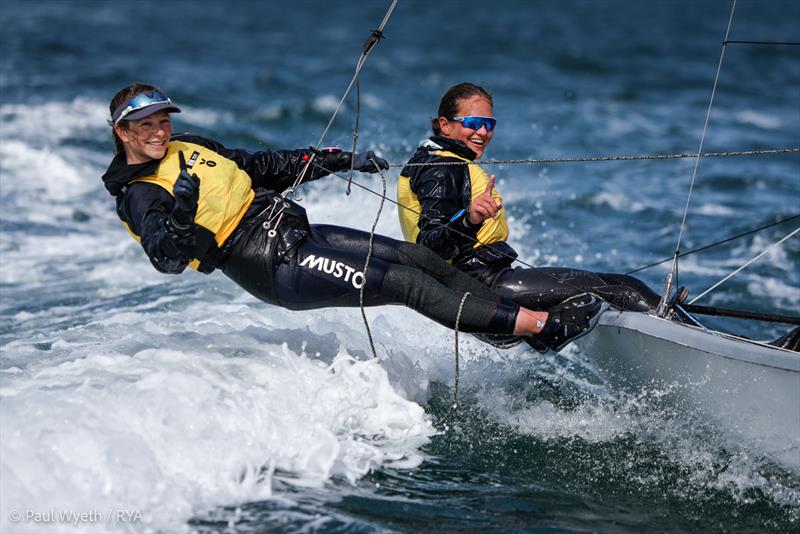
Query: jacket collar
423 135 478 161
101 151 161 196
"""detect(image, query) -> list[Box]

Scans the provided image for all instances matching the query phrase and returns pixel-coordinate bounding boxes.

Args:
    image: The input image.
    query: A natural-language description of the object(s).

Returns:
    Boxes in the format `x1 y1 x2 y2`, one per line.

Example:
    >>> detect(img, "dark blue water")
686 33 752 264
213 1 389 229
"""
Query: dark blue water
2 1 799 533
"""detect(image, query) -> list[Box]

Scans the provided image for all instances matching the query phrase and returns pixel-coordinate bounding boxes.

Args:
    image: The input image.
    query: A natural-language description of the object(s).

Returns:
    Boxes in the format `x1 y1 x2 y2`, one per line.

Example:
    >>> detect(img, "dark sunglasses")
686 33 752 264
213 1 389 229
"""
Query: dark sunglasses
449 116 497 132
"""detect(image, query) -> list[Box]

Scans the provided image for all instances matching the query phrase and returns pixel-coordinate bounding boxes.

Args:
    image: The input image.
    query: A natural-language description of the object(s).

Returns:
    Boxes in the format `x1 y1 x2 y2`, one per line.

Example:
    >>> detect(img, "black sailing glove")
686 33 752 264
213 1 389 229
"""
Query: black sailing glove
165 151 201 258
314 148 390 175
350 150 389 173
168 151 201 231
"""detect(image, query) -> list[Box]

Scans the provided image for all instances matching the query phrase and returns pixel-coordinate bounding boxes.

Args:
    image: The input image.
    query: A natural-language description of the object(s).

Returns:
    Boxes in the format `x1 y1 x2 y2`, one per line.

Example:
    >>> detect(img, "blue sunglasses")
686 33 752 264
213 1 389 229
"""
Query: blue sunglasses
109 89 173 126
449 115 497 132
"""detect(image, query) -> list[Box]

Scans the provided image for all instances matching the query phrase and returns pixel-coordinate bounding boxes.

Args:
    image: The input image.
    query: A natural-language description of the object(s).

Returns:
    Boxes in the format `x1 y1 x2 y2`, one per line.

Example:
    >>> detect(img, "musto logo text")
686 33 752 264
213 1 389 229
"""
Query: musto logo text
299 254 365 288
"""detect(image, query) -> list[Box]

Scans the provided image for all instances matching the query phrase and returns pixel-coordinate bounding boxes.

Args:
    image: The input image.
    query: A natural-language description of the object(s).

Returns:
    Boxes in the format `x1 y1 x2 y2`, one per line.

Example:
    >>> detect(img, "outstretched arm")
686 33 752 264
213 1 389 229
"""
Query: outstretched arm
174 135 387 193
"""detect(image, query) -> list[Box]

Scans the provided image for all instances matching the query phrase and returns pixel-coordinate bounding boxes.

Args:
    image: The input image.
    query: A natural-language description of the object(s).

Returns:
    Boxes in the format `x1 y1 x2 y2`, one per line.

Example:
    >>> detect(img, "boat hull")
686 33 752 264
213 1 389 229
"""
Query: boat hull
574 310 800 470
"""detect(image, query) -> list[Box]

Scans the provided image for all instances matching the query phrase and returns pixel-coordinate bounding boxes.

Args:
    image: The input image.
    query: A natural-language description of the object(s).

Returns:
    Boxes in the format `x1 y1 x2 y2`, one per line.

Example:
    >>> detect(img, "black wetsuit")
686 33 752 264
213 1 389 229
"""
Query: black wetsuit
101 135 520 336
399 136 662 313
225 220 520 333
492 267 660 312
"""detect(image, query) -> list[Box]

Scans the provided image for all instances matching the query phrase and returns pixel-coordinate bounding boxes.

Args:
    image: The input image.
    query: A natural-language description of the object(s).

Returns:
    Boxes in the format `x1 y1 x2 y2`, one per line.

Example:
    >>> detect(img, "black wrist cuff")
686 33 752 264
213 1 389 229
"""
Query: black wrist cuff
460 212 482 232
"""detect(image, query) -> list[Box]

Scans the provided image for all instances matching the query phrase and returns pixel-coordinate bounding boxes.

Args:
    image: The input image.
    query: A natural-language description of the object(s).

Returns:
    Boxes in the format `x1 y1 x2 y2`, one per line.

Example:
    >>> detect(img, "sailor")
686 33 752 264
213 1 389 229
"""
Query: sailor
102 83 605 349
398 82 662 349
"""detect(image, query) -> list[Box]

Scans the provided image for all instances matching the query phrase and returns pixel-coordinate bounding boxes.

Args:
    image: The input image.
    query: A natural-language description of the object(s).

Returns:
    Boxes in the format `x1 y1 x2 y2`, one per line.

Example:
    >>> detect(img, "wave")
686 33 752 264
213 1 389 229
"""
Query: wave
1 340 435 533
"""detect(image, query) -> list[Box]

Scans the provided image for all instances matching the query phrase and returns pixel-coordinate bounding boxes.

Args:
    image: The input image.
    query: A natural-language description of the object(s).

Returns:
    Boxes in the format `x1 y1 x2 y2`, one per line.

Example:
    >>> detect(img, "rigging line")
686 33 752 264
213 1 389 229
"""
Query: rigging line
359 159 388 360
391 147 800 168
315 161 800 311
375 0 399 35
688 225 800 305
346 79 361 195
314 163 622 305
354 158 470 425
658 0 738 317
724 40 800 46
314 0 398 150
319 164 540 268
625 213 800 275
317 163 800 287
340 4 397 355
434 291 470 429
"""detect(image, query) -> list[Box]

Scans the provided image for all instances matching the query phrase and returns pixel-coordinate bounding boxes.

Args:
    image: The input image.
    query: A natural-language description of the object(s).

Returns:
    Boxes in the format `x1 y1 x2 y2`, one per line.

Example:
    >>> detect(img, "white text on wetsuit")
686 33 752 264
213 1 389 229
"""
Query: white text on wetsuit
299 255 366 289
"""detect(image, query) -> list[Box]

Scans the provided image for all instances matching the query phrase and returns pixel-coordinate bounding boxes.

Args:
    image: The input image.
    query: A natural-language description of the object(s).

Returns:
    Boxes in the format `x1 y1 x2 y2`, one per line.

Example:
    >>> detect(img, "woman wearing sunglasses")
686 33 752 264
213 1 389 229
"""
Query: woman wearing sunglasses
101 83 604 348
398 82 661 350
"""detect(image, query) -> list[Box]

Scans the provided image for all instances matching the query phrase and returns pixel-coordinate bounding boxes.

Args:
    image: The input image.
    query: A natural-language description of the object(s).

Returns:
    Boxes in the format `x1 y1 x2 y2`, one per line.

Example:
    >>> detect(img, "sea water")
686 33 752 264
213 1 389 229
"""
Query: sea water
1 0 798 532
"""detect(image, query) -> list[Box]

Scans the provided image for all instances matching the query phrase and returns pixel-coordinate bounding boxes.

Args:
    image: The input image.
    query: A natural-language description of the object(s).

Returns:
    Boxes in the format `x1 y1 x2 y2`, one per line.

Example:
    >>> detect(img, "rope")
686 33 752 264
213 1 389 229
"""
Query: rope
284 144 798 241
342 150 470 426
341 2 397 356
291 0 397 201
359 160 387 360
293 4 497 432
347 159 471 428
625 213 800 274
282 0 396 362
314 0 397 150
658 0 738 317
314 164 596 299
434 291 470 429
688 226 800 305
391 147 799 168
724 40 800 46
681 303 800 325
346 79 361 195
317 162 800 311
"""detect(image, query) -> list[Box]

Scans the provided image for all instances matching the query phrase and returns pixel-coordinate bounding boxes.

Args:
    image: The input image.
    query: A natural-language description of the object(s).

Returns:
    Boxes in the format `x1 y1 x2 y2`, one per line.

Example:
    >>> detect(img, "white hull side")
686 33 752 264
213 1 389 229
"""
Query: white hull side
575 311 800 470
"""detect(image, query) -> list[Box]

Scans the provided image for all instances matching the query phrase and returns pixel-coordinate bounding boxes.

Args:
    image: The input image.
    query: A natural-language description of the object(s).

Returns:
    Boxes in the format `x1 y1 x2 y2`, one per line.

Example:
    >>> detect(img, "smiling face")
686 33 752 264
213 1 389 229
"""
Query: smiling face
437 94 494 159
114 110 173 164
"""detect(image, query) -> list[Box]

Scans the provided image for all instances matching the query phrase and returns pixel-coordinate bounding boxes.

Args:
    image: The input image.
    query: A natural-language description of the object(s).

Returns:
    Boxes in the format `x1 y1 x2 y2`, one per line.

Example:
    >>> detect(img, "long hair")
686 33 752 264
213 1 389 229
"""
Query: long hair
431 82 493 135
108 82 157 154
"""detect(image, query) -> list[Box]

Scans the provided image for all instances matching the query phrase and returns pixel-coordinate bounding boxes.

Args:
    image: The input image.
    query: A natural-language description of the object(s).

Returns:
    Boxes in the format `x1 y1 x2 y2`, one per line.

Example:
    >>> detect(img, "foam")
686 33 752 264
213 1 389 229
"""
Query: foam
3 62 796 532
694 203 736 216
589 191 633 211
746 278 800 307
0 140 93 197
489 394 633 442
736 110 783 130
311 95 341 114
297 178 404 239
0 98 109 145
0 346 435 533
480 384 800 508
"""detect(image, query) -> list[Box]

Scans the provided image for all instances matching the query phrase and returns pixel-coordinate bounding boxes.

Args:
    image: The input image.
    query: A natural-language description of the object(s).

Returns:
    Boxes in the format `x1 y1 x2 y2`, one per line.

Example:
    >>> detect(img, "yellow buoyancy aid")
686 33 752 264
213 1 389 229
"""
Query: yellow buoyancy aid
125 140 255 270
398 149 509 247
